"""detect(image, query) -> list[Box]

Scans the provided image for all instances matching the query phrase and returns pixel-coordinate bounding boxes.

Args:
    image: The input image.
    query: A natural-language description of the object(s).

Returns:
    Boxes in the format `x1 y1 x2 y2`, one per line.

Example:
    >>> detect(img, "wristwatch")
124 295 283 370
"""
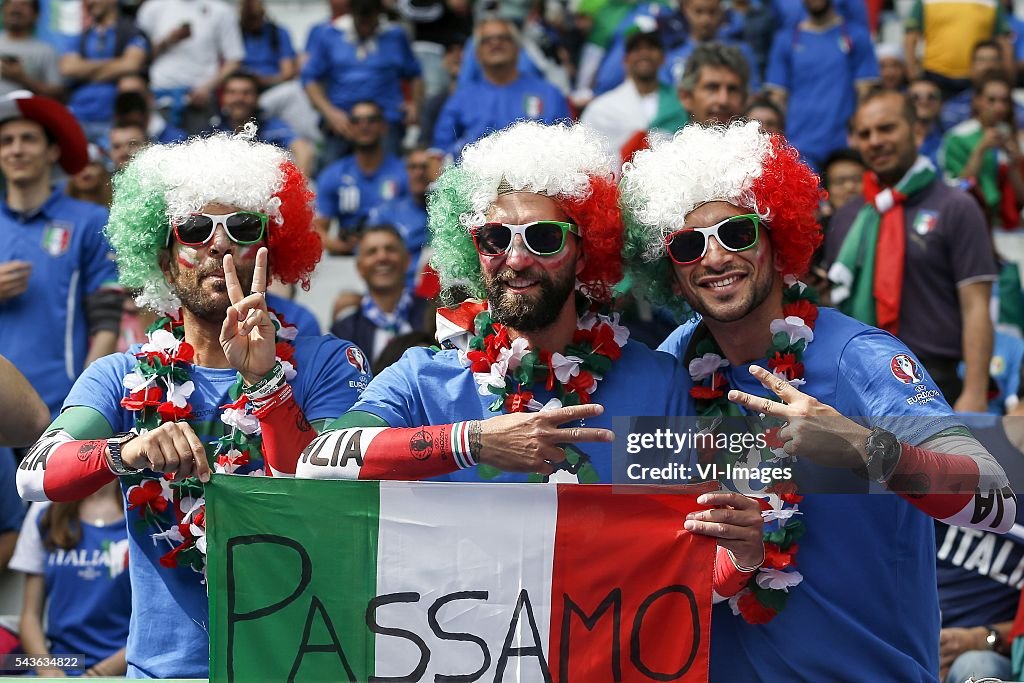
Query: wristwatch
986 625 1004 652
107 432 141 476
864 427 902 483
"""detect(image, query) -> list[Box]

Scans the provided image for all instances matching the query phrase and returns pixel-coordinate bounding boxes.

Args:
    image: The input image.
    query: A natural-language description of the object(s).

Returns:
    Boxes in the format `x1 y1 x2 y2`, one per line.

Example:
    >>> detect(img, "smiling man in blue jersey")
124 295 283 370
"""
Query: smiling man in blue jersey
0 92 121 419
620 119 1016 680
314 99 409 255
15 131 370 679
432 18 569 159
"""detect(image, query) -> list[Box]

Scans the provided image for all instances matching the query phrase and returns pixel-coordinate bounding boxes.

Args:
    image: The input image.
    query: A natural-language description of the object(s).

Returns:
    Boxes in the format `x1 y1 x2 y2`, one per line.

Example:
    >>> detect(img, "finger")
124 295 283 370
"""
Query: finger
168 428 197 479
697 491 762 510
181 424 211 482
747 365 803 404
683 518 761 540
547 402 605 425
220 306 239 344
687 507 759 527
250 247 268 295
556 427 614 443
239 308 269 336
223 253 245 306
727 388 792 417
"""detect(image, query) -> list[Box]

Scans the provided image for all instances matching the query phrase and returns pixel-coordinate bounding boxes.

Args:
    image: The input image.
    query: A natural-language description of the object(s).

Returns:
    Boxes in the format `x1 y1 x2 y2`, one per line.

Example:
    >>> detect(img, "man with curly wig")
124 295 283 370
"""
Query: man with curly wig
620 119 1015 679
16 130 371 678
290 120 765 599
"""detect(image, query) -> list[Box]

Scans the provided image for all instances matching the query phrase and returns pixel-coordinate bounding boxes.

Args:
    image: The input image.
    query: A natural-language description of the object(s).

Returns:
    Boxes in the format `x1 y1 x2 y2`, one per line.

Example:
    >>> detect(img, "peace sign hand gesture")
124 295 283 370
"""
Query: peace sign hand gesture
219 248 277 385
727 365 871 469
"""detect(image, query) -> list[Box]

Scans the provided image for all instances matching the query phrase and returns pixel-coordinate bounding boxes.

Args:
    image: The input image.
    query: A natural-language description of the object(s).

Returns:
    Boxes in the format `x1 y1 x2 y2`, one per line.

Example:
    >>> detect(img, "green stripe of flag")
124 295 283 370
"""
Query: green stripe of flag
208 475 380 682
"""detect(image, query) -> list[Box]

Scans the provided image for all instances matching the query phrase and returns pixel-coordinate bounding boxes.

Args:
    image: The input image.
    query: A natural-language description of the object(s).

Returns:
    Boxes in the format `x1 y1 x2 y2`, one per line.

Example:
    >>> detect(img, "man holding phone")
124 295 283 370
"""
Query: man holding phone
940 70 1024 230
0 0 63 98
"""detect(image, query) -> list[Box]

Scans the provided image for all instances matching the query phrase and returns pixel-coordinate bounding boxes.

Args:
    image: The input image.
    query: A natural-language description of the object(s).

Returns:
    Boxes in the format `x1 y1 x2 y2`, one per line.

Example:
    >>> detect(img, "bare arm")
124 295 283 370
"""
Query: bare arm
304 81 351 138
954 280 994 413
19 574 65 677
0 355 49 447
89 45 147 83
904 30 921 79
0 530 15 572
289 137 315 177
257 57 297 89
85 330 118 368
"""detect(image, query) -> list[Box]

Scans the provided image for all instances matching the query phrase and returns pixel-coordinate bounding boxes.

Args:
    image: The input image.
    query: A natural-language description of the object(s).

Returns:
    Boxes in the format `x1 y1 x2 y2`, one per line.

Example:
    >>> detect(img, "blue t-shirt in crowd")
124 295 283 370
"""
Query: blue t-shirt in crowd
772 0 868 28
300 22 421 124
660 307 960 681
63 28 148 124
367 195 428 288
266 292 321 337
350 338 687 483
457 39 544 89
61 336 371 679
432 74 570 158
941 88 1024 133
242 22 296 77
592 2 676 96
766 21 878 170
208 114 296 150
659 38 762 91
315 154 409 233
153 121 188 144
936 414 1024 628
0 190 116 416
18 503 132 674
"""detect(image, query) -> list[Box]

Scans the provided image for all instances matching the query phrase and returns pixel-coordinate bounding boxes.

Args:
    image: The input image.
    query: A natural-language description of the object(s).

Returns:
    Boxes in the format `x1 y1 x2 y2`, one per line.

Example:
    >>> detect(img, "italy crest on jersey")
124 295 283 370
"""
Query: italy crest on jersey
41 222 71 256
913 210 938 236
524 95 543 118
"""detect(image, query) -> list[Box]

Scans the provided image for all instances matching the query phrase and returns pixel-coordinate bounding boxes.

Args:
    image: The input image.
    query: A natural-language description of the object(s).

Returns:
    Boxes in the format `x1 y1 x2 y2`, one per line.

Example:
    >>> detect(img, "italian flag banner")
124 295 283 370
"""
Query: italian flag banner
207 476 715 682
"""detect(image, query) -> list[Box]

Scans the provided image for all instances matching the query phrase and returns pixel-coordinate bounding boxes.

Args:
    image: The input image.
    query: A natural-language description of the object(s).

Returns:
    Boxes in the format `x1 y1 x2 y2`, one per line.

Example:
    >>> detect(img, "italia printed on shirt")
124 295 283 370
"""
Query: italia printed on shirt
41 221 72 256
523 94 543 118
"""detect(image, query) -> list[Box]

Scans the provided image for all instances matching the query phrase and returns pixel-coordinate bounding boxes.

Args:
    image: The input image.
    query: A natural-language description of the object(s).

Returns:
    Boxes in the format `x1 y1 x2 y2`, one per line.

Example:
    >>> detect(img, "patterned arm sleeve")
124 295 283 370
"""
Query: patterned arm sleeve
887 431 1015 533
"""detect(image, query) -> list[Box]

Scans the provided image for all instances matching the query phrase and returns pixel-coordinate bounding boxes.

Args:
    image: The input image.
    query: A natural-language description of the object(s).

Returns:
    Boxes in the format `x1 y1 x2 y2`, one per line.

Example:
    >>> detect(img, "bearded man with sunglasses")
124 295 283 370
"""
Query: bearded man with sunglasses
287 121 766 600
16 131 371 679
621 119 1015 680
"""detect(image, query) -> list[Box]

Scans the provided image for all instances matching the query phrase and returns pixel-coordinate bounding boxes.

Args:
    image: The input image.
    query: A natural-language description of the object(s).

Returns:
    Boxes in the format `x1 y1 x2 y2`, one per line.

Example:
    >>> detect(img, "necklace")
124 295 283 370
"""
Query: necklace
687 276 816 624
118 309 298 574
446 300 629 482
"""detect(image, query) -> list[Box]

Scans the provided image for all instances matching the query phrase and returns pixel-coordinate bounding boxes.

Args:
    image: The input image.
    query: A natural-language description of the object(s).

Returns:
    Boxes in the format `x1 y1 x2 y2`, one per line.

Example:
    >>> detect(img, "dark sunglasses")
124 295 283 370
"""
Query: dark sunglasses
472 220 579 257
171 211 268 247
664 214 760 265
351 114 383 125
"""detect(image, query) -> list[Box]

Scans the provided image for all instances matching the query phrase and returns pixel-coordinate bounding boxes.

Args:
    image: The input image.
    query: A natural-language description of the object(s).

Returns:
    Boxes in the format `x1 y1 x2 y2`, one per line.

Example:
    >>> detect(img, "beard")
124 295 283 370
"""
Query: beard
484 266 576 332
170 257 255 324
806 0 832 19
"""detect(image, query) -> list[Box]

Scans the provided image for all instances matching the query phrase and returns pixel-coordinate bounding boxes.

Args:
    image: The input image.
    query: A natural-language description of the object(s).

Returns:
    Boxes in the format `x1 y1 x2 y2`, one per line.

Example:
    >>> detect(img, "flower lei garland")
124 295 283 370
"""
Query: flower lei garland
118 309 298 575
687 276 818 624
454 303 629 482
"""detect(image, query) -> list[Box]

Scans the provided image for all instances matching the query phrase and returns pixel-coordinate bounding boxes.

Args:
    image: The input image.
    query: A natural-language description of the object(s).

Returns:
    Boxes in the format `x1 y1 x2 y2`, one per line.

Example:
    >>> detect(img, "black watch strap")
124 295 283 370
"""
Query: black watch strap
864 427 902 483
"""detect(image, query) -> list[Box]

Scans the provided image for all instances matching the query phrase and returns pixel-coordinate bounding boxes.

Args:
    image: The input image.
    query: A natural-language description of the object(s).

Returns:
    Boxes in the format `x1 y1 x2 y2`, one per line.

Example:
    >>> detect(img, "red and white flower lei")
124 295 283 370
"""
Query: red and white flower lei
688 276 817 623
119 309 298 576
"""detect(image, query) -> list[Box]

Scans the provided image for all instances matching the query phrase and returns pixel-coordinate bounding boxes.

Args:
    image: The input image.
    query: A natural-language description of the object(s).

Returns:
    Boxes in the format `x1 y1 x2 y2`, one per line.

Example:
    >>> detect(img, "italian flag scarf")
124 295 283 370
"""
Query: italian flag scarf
828 156 936 333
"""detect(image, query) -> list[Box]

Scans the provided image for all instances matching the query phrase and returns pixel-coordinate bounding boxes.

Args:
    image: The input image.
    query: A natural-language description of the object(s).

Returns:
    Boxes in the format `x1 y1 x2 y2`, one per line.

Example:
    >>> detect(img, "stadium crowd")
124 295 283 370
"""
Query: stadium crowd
0 0 1022 679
